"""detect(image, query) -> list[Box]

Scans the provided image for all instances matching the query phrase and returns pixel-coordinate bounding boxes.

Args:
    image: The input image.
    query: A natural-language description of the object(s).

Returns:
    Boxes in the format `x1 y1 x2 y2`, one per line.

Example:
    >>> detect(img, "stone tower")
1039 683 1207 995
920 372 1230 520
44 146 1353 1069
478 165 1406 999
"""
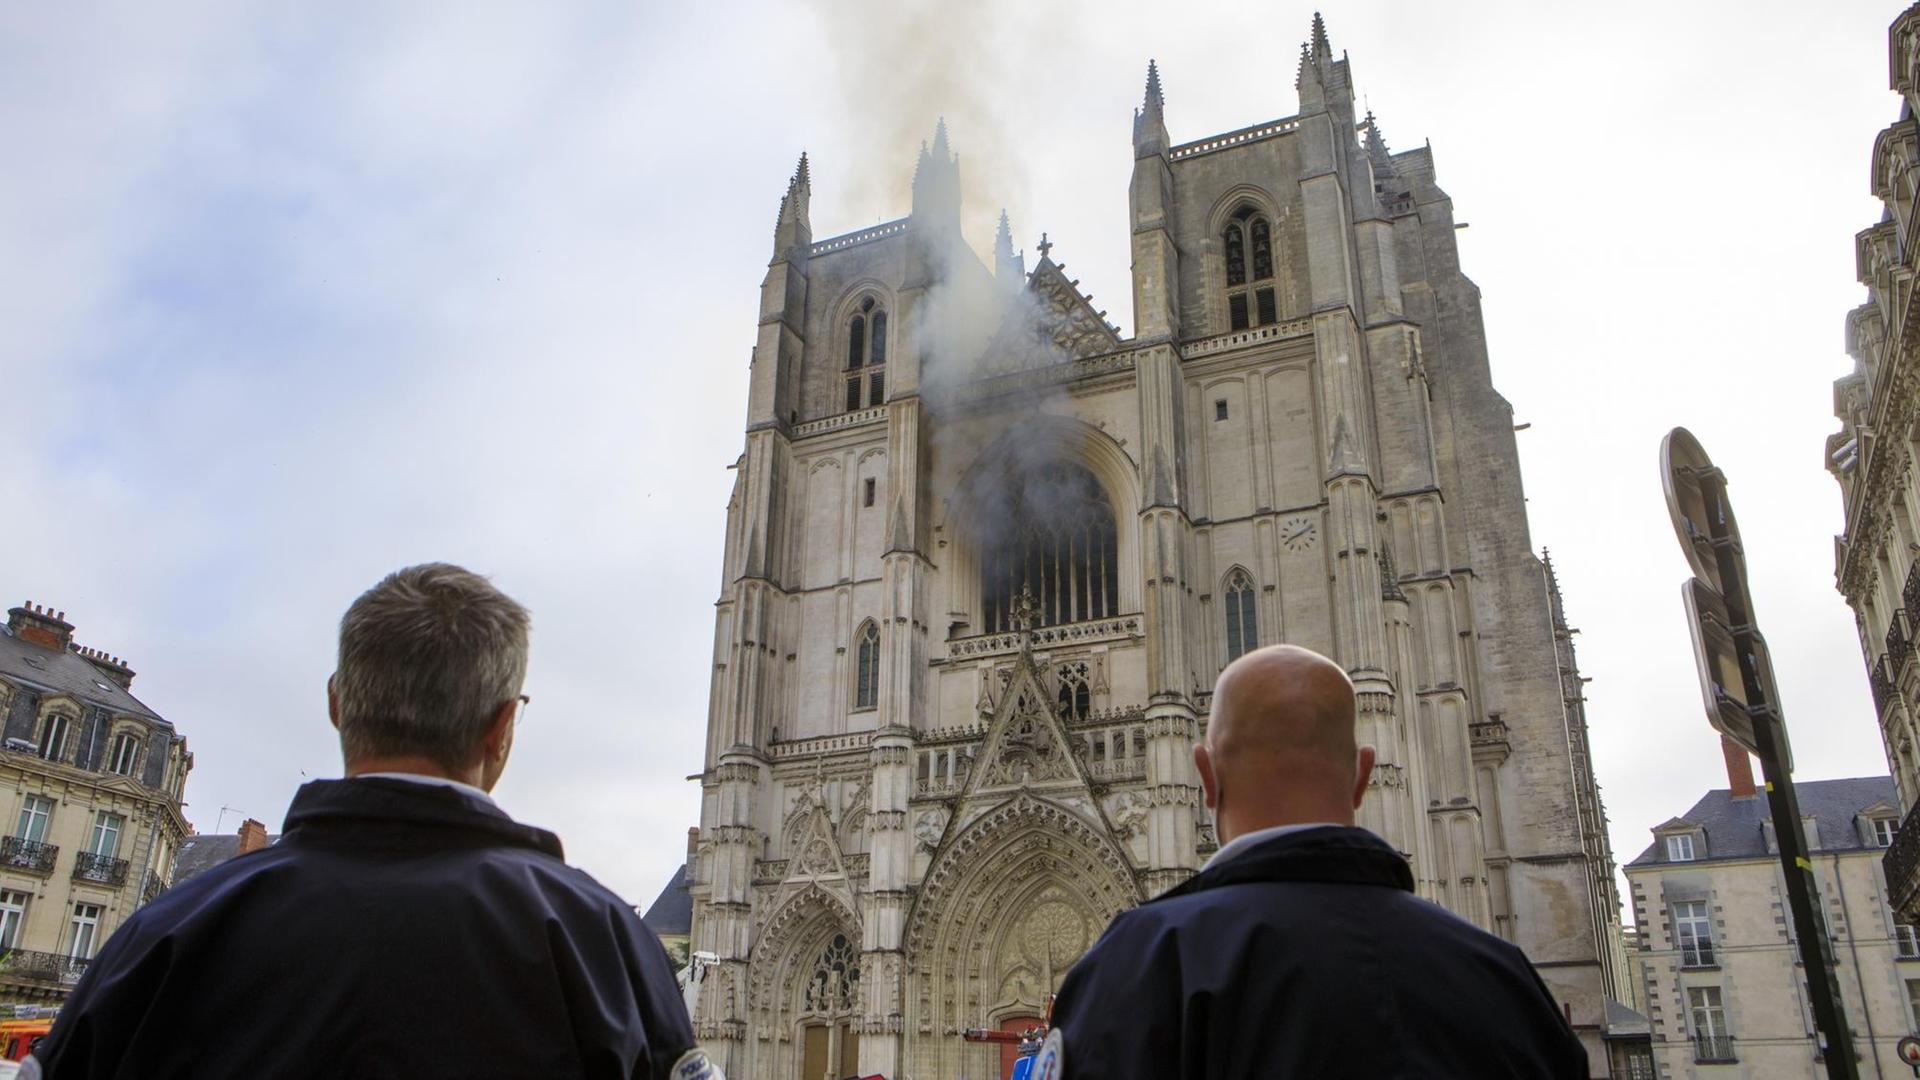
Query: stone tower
685 18 1617 1077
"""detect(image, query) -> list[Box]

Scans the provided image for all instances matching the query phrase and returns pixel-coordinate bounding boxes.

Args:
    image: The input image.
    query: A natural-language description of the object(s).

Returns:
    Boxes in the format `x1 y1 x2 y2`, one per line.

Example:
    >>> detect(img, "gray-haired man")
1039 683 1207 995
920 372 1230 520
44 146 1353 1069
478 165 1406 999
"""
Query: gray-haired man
31 564 716 1080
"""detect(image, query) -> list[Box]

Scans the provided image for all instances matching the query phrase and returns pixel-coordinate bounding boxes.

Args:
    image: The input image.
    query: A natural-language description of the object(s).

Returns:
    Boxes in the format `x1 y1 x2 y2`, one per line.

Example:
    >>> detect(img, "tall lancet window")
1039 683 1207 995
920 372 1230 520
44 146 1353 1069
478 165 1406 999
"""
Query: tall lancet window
1224 206 1278 331
854 620 880 710
844 296 888 412
979 460 1121 634
1223 568 1258 662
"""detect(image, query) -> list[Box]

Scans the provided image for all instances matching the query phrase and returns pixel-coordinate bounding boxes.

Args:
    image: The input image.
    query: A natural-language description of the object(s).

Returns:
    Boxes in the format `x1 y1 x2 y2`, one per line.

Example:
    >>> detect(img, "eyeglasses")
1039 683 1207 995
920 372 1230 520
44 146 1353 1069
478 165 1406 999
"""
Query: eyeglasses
514 694 531 724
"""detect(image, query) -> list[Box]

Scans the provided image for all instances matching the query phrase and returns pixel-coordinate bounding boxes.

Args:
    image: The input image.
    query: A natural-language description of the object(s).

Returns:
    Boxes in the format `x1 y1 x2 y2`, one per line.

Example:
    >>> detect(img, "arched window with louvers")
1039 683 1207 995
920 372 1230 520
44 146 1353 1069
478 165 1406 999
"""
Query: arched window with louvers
843 296 888 412
1223 567 1258 663
1223 205 1278 331
854 620 880 711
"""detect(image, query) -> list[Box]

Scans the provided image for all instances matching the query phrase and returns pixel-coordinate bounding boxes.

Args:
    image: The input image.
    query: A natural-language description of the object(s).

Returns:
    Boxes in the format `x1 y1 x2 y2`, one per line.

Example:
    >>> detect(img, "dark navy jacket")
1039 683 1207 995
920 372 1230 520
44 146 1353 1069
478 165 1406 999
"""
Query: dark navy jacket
33 778 697 1080
1049 826 1589 1079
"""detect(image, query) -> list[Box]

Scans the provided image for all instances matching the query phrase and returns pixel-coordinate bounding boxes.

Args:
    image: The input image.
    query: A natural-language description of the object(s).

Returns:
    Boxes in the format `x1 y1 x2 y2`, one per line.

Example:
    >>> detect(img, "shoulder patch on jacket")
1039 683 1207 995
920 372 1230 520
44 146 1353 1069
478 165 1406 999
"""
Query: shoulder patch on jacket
672 1047 722 1080
1033 1028 1065 1079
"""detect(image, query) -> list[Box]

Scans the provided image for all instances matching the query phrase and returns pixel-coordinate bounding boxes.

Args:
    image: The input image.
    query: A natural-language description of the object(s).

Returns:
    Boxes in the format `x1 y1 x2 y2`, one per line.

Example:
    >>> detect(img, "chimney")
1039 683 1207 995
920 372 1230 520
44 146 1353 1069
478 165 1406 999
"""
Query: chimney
1722 736 1758 799
236 819 269 855
74 645 136 690
7 602 74 652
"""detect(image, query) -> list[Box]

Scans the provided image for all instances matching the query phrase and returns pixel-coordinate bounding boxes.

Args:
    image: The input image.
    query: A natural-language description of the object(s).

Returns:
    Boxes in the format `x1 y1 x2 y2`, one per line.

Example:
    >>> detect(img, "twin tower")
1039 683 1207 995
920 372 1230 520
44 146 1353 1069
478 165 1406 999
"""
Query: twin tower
685 16 1623 1079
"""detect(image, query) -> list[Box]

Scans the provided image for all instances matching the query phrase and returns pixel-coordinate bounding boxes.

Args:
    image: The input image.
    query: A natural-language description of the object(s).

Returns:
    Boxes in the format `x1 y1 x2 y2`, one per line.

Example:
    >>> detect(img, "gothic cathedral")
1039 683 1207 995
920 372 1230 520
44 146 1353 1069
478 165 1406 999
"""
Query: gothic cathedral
687 19 1619 1079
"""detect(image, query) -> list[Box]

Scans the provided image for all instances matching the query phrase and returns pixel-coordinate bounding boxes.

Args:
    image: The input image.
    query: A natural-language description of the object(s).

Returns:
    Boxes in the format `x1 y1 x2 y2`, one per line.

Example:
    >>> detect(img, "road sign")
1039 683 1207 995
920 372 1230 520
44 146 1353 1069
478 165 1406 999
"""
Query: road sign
1900 1035 1920 1075
1680 578 1788 767
1662 426 1853 1079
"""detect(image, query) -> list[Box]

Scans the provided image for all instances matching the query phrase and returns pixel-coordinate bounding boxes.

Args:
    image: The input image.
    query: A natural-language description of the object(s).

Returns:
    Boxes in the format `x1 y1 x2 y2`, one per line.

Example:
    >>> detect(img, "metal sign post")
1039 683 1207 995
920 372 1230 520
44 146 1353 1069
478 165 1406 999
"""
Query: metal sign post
1663 428 1857 1079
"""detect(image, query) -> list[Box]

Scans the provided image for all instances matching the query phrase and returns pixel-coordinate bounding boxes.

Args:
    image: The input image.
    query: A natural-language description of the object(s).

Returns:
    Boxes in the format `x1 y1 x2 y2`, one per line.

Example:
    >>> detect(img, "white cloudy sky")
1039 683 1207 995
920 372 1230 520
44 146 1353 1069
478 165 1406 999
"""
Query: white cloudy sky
0 0 1897 907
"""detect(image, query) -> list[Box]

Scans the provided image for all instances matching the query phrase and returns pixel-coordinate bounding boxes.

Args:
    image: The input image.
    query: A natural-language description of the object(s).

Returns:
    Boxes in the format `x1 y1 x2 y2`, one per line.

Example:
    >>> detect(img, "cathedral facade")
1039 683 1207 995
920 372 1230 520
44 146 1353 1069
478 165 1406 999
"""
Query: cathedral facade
687 19 1620 1079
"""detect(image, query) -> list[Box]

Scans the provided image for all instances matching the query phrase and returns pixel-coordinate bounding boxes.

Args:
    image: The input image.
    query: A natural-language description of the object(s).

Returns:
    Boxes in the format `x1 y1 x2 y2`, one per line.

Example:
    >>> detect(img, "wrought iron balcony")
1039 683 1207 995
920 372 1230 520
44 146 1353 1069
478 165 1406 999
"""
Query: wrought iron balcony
0 837 57 876
0 948 89 986
72 851 128 887
1886 799 1920 917
1680 941 1717 968
1692 1034 1735 1063
1904 562 1920 618
1874 654 1899 716
141 874 167 905
1890 611 1915 674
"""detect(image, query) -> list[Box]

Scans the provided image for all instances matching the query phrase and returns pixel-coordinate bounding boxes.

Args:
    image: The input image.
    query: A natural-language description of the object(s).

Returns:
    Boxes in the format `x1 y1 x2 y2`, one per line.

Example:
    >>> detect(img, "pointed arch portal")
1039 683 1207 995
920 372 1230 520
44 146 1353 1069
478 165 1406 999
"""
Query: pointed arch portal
901 793 1140 1080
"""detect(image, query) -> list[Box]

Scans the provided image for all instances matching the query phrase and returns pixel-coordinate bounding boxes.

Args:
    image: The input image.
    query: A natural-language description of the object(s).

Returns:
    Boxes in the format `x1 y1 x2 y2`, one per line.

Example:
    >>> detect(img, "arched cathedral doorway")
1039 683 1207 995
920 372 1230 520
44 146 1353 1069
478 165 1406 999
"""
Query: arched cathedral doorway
901 794 1139 1080
744 885 864 1080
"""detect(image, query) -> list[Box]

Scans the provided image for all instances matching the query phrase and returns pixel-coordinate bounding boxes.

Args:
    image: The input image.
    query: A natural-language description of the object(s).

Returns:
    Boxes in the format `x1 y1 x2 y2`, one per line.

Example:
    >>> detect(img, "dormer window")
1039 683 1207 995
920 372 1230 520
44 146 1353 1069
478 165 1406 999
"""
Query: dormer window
1875 816 1898 847
38 714 70 763
1224 206 1277 331
845 296 888 412
109 732 141 777
1667 833 1696 862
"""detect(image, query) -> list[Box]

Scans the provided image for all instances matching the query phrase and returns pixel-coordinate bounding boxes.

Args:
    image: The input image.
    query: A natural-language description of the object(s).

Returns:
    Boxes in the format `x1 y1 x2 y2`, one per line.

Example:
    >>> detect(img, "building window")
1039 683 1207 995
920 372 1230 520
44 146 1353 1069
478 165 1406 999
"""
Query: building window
854 621 879 711
1215 399 1228 422
38 714 70 762
1666 833 1695 862
1689 986 1732 1061
864 478 876 508
88 812 123 859
1908 978 1920 1030
15 796 51 844
1898 922 1920 960
1675 900 1716 968
844 297 888 412
0 890 27 950
109 732 141 777
1223 205 1277 332
1224 569 1258 663
68 903 102 960
1876 817 1897 847
980 460 1120 634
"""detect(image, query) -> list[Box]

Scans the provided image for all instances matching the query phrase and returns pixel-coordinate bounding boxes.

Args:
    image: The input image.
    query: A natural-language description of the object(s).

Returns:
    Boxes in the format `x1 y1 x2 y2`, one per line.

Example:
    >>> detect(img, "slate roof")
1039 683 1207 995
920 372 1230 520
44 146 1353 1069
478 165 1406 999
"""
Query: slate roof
642 864 691 935
0 623 165 725
1627 776 1898 867
1605 999 1652 1037
172 832 279 885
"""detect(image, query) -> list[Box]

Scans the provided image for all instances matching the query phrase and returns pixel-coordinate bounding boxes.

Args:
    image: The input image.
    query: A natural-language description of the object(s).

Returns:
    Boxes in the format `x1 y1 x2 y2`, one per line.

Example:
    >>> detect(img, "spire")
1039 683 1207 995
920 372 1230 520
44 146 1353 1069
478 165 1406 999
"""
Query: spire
1132 58 1170 155
1310 11 1332 59
1360 111 1395 173
993 209 1025 288
911 119 961 229
771 151 812 259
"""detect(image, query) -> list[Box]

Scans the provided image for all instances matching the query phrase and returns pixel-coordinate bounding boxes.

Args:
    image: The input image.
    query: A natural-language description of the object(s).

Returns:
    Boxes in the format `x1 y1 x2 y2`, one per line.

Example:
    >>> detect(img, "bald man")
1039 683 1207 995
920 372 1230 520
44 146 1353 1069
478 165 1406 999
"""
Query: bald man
1041 645 1588 1079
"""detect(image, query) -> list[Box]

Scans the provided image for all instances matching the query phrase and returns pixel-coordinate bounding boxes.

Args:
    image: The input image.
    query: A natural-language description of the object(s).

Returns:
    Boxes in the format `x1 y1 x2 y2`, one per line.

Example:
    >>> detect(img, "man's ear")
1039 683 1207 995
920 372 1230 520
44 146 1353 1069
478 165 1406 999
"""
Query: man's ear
482 698 517 765
1352 745 1377 810
1194 742 1220 815
328 676 341 732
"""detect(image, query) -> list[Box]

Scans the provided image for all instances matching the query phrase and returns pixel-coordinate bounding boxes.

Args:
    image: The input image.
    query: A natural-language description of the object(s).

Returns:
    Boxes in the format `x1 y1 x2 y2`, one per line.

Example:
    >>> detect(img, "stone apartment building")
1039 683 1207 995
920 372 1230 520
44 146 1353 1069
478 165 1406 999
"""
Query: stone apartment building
0 603 192 1001
1829 3 1920 922
683 15 1627 1078
1626 755 1918 1077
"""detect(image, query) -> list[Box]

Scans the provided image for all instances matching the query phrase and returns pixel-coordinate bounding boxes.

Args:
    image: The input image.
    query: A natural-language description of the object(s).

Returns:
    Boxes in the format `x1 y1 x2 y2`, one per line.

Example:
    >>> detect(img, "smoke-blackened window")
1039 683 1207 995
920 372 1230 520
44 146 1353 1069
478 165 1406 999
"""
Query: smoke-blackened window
979 460 1120 634
1224 205 1277 332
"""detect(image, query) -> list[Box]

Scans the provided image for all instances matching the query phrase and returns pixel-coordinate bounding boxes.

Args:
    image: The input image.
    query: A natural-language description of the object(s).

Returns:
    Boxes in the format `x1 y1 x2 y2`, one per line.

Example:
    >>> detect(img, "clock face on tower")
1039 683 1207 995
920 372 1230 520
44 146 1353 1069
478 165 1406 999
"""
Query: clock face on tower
1281 515 1318 552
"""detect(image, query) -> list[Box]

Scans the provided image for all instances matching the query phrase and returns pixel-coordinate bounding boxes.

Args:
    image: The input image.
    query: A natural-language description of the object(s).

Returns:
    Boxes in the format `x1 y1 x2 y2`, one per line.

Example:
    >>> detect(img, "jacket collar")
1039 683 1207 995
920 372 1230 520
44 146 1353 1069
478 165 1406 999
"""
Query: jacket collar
281 777 565 860
1156 825 1414 902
